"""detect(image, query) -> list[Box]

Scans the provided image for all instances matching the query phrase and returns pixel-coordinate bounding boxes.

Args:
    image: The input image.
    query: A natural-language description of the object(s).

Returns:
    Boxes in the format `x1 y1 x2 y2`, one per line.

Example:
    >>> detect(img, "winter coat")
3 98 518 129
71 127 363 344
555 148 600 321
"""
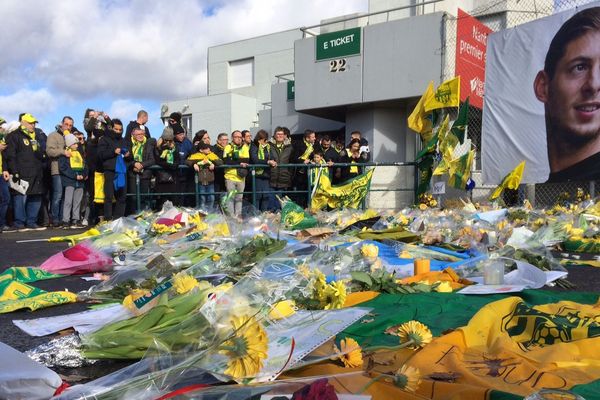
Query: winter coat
124 137 156 180
46 127 66 175
268 143 293 189
4 128 46 195
59 149 88 188
249 142 273 180
96 130 126 172
186 151 223 185
154 140 181 185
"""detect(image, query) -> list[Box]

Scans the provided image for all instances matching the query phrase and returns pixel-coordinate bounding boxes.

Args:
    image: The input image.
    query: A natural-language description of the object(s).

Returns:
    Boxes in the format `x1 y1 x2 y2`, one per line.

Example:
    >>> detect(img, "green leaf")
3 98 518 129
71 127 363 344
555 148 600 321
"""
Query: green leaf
351 271 373 286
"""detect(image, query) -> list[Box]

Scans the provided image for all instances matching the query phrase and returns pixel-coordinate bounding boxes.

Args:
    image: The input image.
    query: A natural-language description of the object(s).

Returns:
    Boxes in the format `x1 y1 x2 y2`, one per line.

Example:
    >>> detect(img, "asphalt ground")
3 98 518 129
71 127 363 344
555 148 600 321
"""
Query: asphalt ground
0 228 599 383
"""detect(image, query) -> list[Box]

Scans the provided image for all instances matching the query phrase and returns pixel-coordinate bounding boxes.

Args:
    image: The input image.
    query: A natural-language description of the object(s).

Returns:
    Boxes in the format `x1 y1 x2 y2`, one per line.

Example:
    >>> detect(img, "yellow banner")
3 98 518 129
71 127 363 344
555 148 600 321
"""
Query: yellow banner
489 160 526 201
408 81 435 135
407 297 600 398
311 169 374 211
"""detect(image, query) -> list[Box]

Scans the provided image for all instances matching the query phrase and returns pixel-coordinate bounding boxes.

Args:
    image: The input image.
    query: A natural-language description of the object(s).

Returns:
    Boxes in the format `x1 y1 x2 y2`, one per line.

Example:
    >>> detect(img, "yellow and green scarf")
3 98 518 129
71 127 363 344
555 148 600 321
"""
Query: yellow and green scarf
188 151 219 167
256 143 270 175
160 148 175 164
131 137 146 162
22 128 37 151
299 140 313 161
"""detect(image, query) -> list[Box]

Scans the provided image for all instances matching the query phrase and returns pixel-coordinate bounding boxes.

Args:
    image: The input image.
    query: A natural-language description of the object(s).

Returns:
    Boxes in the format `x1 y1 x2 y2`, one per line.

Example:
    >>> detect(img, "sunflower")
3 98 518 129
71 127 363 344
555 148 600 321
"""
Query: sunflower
312 269 327 298
334 337 363 368
397 320 433 349
172 272 199 294
322 281 347 310
219 315 269 379
394 364 421 392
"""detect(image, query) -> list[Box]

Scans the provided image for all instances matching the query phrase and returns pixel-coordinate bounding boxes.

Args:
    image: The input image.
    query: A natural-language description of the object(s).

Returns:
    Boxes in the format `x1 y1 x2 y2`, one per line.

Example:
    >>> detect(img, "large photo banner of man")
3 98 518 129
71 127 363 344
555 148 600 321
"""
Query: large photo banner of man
482 2 600 184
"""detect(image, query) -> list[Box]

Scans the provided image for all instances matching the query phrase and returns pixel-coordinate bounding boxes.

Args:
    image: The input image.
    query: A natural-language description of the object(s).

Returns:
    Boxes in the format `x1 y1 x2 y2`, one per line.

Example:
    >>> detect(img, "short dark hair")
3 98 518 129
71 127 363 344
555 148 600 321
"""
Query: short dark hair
253 129 269 145
217 132 228 140
273 126 285 135
544 7 600 79
321 134 331 142
312 150 324 159
137 110 148 118
349 138 361 147
198 142 211 150
111 118 123 127
304 129 315 139
62 116 74 124
282 127 291 138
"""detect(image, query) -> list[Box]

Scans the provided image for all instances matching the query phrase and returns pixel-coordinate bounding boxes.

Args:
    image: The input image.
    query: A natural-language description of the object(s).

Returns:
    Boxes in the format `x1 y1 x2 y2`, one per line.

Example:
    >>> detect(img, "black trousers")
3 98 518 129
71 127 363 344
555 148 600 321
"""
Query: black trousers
103 171 126 220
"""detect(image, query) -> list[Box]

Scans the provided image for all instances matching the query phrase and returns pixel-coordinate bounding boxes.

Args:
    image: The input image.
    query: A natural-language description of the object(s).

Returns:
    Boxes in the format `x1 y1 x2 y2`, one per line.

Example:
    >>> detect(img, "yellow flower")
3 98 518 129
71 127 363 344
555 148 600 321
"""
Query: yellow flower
434 281 453 293
269 300 296 320
312 269 327 297
397 320 433 349
122 289 151 314
334 337 363 368
219 315 269 379
172 272 199 294
211 254 221 261
322 281 347 310
298 263 311 278
394 365 421 392
419 203 428 211
361 244 379 258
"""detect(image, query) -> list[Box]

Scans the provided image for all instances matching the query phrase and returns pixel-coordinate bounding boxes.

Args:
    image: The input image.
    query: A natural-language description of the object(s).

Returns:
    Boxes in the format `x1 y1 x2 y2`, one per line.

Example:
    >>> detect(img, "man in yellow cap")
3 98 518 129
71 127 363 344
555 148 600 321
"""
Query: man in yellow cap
4 114 47 231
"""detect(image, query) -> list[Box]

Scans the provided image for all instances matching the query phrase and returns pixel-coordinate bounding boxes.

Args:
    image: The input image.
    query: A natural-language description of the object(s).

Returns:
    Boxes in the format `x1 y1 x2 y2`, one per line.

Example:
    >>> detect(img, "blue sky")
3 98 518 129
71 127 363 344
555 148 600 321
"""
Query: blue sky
0 0 367 138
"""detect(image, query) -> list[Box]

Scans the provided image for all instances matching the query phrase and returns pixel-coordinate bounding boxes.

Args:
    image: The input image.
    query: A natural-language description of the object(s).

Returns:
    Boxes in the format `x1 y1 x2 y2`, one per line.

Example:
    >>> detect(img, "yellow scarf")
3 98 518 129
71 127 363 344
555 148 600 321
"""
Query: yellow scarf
69 150 84 171
299 140 313 161
347 149 358 174
188 151 219 166
22 128 37 151
131 137 146 162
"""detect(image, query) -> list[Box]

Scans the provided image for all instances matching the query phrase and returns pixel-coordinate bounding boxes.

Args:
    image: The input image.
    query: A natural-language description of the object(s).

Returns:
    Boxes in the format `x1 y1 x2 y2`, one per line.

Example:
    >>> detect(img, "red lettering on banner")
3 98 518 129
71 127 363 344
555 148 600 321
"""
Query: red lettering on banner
455 8 493 109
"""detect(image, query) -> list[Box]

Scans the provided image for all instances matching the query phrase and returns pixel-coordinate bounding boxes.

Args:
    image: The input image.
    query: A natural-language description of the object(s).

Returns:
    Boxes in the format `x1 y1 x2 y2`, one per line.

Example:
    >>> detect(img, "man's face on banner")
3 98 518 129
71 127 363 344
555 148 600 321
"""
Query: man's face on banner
537 30 600 144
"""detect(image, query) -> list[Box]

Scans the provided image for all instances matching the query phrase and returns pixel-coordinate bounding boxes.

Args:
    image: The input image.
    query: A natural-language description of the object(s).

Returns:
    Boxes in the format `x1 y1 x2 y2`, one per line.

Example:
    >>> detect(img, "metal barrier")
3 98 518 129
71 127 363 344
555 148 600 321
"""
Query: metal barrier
127 162 418 213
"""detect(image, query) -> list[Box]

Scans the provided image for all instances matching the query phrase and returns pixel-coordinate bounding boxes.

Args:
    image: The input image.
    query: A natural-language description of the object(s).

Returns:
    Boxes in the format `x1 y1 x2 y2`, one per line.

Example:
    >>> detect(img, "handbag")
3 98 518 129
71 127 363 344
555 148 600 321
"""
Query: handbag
156 170 175 184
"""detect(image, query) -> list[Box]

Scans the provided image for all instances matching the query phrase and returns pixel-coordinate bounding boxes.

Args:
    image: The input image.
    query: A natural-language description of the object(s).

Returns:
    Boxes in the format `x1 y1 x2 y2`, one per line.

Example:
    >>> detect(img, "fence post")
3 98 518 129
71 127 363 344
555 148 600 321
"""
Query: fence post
413 162 419 205
135 174 141 213
307 164 312 207
590 181 596 199
195 173 200 208
251 167 257 207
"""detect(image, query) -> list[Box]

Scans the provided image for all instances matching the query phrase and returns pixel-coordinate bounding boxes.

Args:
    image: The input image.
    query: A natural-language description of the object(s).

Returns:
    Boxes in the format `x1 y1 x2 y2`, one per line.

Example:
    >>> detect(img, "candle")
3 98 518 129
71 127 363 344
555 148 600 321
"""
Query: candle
414 258 430 275
484 261 504 285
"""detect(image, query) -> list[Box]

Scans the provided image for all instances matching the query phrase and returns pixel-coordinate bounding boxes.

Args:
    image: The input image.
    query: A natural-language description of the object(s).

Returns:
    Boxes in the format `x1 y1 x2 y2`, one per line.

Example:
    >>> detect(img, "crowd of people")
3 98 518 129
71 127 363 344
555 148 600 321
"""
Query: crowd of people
0 110 370 232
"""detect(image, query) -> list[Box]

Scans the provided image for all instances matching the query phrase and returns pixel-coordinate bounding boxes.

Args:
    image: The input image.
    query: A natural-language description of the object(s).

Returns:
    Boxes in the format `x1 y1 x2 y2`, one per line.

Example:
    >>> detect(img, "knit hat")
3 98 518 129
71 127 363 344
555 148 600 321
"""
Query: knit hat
65 134 78 147
161 126 174 141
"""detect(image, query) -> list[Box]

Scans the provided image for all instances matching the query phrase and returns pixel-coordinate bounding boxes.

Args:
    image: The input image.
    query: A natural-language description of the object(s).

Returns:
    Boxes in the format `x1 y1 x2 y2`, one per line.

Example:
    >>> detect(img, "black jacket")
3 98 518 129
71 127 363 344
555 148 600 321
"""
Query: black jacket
269 143 293 188
249 143 273 180
5 128 46 195
154 141 181 184
96 130 126 172
124 138 156 179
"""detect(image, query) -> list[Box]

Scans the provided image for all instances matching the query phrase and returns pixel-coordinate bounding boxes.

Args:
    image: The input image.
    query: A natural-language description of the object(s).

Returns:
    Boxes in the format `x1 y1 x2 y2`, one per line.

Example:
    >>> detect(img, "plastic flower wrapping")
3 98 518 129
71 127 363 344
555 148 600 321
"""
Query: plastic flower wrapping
13 196 600 400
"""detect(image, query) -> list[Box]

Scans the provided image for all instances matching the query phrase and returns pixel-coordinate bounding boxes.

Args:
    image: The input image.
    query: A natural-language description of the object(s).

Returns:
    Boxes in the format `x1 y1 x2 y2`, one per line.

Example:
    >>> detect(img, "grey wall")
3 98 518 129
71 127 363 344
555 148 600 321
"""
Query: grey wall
294 12 445 111
363 12 445 101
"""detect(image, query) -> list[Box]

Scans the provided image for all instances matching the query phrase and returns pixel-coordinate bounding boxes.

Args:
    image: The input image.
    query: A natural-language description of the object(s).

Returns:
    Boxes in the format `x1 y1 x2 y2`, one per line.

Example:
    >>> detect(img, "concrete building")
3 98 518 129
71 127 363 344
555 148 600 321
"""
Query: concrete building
162 0 555 209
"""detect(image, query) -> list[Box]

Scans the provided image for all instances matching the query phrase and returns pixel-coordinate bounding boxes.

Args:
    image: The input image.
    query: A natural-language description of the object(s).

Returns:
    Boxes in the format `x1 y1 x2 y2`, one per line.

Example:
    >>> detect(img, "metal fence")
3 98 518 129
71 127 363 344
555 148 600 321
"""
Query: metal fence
127 162 418 213
441 0 597 207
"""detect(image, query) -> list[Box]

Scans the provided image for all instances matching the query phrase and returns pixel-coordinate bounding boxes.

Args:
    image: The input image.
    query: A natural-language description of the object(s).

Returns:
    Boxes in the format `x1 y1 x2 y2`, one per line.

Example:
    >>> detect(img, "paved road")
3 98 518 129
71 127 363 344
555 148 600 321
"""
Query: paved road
0 227 598 382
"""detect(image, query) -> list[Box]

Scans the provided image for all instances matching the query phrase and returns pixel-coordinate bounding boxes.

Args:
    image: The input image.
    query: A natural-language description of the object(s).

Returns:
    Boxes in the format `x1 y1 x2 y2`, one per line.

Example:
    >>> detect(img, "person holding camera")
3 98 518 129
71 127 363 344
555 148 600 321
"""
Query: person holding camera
4 113 47 231
96 118 128 221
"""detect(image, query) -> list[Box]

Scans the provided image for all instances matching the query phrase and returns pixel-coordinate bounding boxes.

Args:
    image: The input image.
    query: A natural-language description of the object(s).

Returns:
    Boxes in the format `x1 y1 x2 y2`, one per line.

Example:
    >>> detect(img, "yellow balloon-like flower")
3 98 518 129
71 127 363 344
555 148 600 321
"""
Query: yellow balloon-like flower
361 243 379 258
322 281 347 310
397 320 433 349
394 364 421 392
172 272 199 294
335 337 363 368
219 315 269 380
434 281 453 293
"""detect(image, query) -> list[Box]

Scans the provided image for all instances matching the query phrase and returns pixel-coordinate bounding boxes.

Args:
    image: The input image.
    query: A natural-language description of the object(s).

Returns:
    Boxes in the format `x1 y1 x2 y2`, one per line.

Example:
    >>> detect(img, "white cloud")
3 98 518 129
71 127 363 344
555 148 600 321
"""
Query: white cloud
0 0 367 101
0 88 57 120
108 99 145 122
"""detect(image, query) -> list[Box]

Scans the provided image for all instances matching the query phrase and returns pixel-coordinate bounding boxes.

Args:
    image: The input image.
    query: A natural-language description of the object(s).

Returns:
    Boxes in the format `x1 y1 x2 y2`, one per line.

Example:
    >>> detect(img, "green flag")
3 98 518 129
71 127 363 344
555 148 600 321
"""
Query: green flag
416 155 434 197
416 133 439 160
450 97 470 144
448 149 474 189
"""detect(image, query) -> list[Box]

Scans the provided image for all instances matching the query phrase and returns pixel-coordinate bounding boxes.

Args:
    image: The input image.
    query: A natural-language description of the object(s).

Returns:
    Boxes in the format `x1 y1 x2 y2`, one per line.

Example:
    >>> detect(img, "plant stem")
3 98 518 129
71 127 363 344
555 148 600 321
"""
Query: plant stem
357 373 393 394
363 339 415 352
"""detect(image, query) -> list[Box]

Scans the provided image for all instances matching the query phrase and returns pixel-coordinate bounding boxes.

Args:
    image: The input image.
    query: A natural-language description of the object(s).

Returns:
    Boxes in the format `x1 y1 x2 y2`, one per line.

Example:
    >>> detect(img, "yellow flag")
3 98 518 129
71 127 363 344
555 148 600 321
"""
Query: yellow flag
407 81 435 135
424 77 460 112
311 169 374 211
448 149 474 189
489 161 526 201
